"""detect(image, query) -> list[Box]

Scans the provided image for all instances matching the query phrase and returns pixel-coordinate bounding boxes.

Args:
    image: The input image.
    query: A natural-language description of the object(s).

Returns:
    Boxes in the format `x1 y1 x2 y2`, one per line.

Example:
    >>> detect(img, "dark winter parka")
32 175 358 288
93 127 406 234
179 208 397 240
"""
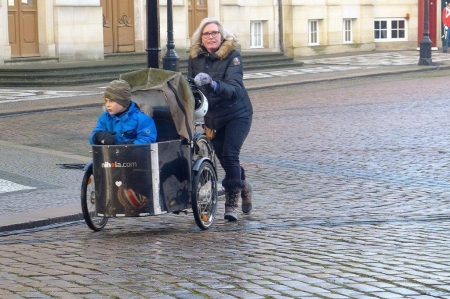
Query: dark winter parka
188 40 253 130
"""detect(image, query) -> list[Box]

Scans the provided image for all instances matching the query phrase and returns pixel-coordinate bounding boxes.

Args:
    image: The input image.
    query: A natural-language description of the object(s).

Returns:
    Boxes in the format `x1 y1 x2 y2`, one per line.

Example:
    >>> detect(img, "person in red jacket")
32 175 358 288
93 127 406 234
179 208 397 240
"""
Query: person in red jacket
443 2 450 52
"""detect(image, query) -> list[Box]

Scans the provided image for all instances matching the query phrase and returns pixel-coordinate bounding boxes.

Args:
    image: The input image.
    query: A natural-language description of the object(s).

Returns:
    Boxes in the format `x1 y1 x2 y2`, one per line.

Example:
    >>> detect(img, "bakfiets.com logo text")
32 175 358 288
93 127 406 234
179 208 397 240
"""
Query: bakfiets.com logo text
102 161 138 168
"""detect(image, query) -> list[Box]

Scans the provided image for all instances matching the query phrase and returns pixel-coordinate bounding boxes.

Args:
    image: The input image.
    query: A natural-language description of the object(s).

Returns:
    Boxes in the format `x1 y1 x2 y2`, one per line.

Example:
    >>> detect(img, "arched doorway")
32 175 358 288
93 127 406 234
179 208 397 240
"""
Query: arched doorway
188 0 208 36
101 0 135 54
8 0 39 57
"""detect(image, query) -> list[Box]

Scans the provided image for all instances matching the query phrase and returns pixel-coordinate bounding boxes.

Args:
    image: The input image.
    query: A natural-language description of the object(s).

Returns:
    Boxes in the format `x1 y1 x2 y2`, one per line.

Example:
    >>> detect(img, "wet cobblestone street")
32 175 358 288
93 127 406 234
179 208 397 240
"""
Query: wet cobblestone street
1 70 450 298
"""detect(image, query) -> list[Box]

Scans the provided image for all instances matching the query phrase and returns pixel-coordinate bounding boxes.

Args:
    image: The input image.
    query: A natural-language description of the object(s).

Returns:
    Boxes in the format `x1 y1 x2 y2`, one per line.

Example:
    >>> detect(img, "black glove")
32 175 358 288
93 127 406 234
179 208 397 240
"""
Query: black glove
93 131 116 145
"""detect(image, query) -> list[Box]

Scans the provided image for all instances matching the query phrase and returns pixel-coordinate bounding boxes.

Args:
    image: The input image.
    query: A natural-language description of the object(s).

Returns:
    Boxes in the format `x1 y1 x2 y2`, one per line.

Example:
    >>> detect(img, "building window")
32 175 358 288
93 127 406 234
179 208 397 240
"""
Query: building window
374 19 407 41
308 20 319 45
250 21 263 48
343 19 353 43
374 20 387 39
391 20 405 38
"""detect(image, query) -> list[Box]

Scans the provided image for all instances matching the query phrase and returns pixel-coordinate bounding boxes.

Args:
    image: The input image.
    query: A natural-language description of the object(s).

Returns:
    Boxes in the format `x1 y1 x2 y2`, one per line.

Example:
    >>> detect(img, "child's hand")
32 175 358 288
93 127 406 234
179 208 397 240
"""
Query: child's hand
93 131 116 145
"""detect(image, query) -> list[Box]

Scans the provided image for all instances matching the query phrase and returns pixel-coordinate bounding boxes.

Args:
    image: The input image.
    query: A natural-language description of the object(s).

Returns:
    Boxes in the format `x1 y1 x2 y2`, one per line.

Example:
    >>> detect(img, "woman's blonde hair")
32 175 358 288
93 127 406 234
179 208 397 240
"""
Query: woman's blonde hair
191 18 237 48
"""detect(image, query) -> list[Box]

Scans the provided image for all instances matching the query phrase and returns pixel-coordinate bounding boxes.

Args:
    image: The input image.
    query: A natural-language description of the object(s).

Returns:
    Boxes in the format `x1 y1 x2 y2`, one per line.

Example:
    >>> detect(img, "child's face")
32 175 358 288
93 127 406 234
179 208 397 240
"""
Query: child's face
104 98 127 115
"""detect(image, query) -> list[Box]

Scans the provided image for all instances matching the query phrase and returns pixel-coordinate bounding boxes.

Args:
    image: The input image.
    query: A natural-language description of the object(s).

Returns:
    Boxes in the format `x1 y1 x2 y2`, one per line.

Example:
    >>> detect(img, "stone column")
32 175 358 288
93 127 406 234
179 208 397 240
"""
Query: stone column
134 0 146 52
38 0 56 58
0 0 11 63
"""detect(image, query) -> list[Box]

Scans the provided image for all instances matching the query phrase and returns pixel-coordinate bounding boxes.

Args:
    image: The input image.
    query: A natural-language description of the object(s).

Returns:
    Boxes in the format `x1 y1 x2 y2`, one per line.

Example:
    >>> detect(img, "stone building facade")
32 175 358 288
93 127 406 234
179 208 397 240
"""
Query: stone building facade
0 0 442 65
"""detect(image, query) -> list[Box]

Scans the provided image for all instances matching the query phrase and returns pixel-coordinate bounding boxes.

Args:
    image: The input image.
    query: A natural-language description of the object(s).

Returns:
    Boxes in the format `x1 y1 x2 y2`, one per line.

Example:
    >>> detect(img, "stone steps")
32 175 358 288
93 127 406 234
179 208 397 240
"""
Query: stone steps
0 52 303 87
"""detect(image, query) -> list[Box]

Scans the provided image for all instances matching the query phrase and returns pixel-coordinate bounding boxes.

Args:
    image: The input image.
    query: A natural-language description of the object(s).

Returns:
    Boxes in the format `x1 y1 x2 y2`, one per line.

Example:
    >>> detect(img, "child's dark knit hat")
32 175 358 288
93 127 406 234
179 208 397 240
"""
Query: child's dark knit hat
104 79 131 108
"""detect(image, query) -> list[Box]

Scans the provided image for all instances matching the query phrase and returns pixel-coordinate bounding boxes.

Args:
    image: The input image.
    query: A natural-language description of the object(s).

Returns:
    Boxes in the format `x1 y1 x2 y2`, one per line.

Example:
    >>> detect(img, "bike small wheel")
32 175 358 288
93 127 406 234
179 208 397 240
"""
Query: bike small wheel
192 160 218 230
81 166 108 231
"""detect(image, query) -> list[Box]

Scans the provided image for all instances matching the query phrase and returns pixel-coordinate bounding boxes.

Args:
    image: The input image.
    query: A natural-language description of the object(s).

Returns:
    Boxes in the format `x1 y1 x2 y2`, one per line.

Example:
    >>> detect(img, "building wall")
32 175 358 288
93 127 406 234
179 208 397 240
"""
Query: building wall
0 0 440 64
219 0 280 53
53 1 103 61
372 0 419 50
286 1 377 56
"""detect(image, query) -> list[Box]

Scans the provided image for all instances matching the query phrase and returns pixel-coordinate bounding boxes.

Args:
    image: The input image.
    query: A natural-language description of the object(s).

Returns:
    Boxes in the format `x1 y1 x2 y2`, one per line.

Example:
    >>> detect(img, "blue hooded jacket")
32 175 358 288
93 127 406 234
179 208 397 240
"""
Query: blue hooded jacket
90 101 157 145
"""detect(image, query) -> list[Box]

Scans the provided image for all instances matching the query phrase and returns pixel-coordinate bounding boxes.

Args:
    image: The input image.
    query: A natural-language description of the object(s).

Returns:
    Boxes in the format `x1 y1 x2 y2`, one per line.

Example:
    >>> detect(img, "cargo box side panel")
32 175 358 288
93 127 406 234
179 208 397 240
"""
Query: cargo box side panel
157 140 191 212
92 145 157 217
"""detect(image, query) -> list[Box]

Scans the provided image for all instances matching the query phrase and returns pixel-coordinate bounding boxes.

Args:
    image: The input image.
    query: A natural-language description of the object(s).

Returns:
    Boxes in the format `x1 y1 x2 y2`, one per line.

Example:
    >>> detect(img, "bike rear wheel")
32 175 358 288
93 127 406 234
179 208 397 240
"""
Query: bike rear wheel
81 166 108 231
192 160 218 230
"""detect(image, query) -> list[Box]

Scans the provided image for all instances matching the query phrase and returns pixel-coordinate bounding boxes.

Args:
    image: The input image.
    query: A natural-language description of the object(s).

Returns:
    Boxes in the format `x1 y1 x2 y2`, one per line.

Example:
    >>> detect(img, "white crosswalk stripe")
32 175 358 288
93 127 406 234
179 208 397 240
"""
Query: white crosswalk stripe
0 90 102 103
302 51 450 66
244 65 377 79
0 179 35 194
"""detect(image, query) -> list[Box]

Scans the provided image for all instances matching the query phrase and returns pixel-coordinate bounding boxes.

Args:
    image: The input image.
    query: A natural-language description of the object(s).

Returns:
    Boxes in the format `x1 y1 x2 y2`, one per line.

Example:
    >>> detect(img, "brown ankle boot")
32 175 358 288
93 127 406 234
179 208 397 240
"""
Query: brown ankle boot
241 181 252 214
224 189 241 221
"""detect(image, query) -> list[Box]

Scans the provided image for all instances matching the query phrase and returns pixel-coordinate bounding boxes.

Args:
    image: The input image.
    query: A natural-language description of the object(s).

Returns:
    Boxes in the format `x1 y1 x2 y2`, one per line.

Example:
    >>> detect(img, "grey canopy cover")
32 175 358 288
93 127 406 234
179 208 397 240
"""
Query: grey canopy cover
120 68 195 142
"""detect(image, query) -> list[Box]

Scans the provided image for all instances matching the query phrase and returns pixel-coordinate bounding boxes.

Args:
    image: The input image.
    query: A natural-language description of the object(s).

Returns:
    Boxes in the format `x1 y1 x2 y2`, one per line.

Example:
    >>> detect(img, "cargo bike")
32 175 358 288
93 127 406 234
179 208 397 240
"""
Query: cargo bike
80 68 218 232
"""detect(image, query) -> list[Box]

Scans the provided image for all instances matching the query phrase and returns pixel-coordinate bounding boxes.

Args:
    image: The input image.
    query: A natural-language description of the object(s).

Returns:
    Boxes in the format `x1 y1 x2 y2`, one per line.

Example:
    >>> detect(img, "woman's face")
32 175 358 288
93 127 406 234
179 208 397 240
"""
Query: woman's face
201 23 222 53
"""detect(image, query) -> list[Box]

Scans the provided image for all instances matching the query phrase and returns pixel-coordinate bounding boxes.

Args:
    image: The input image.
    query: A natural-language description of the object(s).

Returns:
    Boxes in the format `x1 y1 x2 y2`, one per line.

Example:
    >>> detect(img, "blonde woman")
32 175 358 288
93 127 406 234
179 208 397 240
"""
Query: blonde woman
188 18 253 221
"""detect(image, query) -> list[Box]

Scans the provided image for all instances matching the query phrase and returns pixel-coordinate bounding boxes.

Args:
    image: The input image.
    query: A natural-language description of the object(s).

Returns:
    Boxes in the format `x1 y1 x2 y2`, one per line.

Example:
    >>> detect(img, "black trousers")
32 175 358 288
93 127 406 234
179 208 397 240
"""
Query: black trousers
211 115 252 190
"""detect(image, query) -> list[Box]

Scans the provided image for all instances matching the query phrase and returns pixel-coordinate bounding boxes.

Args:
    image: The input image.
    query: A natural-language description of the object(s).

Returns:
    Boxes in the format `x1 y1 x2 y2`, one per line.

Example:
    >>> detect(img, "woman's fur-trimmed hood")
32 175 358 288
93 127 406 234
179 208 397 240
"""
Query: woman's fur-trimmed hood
190 40 236 60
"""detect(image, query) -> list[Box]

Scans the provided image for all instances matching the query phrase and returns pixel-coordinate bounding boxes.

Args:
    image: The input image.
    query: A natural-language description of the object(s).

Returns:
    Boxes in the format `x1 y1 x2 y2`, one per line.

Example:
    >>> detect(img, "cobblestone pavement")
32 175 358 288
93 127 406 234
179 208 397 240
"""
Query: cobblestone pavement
1 67 450 297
